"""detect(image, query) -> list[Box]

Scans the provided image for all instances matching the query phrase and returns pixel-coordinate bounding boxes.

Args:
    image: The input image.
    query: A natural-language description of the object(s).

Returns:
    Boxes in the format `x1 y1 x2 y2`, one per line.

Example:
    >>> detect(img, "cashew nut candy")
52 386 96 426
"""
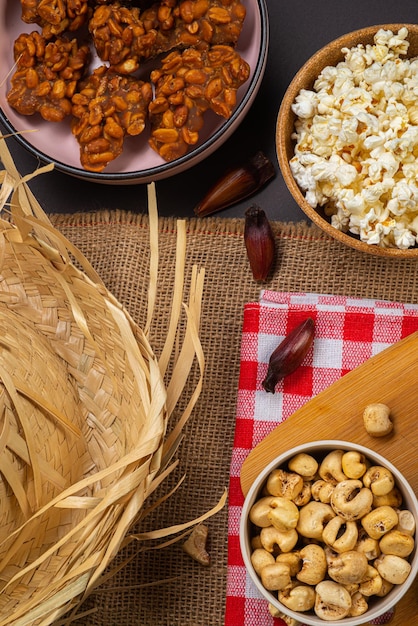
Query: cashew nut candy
322 516 358 553
260 561 291 591
296 501 335 539
249 496 275 527
288 452 319 479
296 544 327 585
396 509 416 535
319 450 347 485
314 580 352 620
355 528 381 560
379 529 415 558
363 403 393 437
348 591 368 617
341 451 368 479
268 603 299 626
363 466 395 496
342 582 359 595
361 505 398 539
266 469 304 500
279 582 316 612
374 553 412 585
311 479 334 503
293 481 312 506
250 548 275 576
276 552 302 577
260 526 299 554
331 479 373 521
372 486 403 508
268 497 300 531
251 534 263 550
376 578 394 597
358 565 383 596
326 549 369 584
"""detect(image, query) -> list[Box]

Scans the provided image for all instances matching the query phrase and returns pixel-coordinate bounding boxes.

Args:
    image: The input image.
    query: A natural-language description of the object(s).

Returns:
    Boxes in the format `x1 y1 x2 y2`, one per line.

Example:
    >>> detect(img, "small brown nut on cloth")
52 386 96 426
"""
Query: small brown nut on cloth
71 65 152 172
89 0 246 74
20 0 90 39
148 45 250 161
7 31 90 122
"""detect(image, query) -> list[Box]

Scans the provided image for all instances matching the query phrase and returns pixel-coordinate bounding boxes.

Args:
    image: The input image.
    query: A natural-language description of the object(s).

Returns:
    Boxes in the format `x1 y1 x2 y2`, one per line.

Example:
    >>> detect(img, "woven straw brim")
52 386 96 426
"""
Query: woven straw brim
0 137 223 625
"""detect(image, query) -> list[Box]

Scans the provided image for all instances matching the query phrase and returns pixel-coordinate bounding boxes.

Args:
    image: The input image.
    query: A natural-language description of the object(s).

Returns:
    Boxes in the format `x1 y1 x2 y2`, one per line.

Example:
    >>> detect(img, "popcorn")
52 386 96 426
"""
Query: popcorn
290 27 418 248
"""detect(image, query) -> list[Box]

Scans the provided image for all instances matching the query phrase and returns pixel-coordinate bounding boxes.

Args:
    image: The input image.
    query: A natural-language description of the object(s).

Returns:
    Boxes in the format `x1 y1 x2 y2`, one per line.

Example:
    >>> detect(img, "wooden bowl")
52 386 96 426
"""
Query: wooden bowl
276 24 418 258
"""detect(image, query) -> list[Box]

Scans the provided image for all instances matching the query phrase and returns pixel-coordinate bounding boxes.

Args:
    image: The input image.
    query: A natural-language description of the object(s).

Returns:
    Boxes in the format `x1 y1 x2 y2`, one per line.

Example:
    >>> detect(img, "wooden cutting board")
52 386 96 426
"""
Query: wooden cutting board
240 330 418 624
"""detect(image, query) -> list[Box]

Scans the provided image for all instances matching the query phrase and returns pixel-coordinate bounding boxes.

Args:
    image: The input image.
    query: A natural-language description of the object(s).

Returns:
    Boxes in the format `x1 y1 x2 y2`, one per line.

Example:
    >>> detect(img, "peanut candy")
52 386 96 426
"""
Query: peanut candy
89 0 246 74
94 0 155 5
20 0 90 39
148 44 250 161
7 31 90 122
71 65 152 172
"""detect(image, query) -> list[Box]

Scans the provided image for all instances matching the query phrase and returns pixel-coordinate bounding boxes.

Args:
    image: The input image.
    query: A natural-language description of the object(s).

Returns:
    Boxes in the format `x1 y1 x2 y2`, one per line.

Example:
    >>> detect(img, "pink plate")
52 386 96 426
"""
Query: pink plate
0 0 268 184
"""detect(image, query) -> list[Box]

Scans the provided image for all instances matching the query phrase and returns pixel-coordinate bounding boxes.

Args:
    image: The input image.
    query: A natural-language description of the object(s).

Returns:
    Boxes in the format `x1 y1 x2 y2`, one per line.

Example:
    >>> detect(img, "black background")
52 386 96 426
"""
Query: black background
2 0 418 219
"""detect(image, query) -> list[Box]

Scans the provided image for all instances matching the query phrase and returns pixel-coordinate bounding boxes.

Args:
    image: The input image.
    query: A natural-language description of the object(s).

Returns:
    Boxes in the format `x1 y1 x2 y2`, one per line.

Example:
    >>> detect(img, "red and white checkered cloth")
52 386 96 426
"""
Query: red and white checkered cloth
225 291 418 626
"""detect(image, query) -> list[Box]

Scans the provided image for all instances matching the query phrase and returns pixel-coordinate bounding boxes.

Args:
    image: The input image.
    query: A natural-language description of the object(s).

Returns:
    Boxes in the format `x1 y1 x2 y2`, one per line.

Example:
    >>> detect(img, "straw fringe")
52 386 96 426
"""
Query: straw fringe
0 133 223 625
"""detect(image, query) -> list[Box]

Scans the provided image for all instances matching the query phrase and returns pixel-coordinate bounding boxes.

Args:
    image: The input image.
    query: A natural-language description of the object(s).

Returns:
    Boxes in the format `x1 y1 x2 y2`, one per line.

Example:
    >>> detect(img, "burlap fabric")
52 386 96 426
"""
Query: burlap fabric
48 212 418 626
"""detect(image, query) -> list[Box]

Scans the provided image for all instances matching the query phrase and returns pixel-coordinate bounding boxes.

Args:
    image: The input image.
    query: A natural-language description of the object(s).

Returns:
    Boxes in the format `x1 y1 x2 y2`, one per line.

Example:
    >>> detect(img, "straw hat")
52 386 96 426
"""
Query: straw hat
0 136 224 625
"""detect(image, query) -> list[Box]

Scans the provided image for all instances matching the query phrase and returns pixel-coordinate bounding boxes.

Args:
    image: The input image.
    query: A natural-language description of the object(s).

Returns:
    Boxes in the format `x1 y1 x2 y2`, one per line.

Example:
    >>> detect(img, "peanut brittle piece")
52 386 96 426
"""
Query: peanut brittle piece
89 0 246 73
71 65 152 171
93 0 155 6
148 44 250 161
20 0 90 39
7 31 90 122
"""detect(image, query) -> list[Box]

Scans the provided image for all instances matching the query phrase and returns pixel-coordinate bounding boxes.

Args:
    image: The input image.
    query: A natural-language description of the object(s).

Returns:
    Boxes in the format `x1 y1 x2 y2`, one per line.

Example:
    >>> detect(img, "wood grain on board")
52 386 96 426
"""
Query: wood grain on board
240 331 418 625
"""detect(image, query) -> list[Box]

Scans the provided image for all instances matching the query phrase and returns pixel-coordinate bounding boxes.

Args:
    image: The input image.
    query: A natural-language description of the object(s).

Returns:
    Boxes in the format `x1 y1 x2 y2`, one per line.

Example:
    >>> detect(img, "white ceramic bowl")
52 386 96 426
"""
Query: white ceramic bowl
0 0 268 184
240 440 418 625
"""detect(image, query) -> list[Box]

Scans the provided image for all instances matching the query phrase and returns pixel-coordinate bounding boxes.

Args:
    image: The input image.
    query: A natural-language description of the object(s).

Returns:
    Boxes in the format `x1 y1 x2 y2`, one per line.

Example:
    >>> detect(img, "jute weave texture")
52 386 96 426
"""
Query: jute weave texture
49 212 418 626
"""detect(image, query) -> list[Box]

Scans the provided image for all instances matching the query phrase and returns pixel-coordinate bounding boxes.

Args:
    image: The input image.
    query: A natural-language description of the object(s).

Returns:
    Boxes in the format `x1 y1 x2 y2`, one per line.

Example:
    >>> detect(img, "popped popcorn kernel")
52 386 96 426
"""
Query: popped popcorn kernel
290 28 418 249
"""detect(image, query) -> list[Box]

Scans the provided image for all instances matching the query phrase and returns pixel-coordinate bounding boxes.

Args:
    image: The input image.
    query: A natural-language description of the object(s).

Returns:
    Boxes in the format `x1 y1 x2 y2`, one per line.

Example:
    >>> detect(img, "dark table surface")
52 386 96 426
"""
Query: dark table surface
2 0 418 220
